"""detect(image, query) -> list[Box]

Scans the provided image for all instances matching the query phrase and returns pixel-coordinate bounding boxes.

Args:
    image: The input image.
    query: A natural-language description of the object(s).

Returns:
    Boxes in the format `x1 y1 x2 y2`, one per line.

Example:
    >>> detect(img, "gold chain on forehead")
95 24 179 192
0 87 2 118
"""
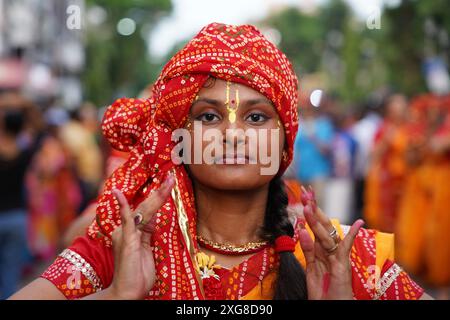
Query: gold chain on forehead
225 81 239 123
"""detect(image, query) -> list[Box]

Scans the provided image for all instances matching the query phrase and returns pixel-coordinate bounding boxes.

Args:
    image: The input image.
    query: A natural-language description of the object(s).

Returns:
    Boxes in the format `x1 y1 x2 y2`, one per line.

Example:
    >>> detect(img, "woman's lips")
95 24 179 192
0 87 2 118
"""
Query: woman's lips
215 154 251 164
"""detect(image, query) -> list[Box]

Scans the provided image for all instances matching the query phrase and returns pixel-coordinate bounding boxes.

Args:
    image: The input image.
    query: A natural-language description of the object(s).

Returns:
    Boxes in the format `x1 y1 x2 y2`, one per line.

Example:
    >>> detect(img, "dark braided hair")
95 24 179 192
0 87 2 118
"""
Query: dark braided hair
261 176 308 300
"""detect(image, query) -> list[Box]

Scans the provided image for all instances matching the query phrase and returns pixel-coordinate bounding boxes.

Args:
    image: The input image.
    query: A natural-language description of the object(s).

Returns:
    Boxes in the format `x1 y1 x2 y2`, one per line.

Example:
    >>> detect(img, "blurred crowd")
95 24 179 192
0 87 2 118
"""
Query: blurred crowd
0 89 449 299
288 91 450 298
0 91 111 299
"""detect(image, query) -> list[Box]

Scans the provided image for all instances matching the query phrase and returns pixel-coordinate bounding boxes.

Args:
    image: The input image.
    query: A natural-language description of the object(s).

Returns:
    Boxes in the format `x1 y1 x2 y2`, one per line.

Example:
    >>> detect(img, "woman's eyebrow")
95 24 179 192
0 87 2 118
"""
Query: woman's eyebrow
192 97 273 108
192 97 222 107
244 98 274 107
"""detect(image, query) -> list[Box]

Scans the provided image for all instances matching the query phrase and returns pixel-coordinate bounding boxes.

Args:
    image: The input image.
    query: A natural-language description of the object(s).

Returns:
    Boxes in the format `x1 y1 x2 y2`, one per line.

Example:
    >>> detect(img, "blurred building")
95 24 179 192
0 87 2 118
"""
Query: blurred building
0 0 85 110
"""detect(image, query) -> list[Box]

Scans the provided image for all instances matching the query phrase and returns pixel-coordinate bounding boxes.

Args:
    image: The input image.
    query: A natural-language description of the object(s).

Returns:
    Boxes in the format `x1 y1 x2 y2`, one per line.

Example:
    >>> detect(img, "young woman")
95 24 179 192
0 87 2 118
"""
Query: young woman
11 23 430 300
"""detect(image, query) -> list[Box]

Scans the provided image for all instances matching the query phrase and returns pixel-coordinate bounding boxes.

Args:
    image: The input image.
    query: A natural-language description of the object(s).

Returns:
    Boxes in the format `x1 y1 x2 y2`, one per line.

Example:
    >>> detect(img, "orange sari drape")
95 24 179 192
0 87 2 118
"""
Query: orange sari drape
395 118 429 276
364 124 408 233
395 163 430 275
424 150 450 286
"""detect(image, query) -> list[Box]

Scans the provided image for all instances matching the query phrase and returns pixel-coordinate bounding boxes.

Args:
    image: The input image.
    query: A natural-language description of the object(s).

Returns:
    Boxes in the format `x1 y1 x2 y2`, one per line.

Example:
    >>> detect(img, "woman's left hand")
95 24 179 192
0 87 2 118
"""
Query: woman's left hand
299 186 364 300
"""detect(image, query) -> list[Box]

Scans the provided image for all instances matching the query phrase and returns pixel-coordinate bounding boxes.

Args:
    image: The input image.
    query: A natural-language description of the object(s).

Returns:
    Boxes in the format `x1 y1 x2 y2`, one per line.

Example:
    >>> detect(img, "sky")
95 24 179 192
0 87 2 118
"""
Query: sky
148 0 396 59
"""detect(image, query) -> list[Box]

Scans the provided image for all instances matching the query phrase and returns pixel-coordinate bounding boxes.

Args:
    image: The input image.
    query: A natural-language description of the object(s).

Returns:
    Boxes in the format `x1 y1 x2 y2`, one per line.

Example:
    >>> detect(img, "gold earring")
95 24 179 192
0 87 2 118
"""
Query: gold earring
282 150 288 162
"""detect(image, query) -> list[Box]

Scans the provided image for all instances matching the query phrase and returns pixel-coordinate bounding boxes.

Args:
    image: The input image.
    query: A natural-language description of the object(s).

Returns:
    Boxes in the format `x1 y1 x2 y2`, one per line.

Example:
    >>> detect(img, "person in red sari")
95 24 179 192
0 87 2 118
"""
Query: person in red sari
11 23 429 300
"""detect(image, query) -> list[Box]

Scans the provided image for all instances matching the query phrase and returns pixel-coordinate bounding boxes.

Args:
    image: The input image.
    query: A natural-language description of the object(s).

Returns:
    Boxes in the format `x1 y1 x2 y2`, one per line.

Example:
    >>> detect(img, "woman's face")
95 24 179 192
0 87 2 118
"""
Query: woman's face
386 95 407 122
184 79 285 191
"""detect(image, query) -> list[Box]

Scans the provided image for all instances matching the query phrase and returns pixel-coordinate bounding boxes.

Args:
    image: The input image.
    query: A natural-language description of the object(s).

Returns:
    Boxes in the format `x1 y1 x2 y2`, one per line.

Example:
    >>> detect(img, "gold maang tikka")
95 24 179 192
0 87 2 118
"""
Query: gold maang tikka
225 81 239 123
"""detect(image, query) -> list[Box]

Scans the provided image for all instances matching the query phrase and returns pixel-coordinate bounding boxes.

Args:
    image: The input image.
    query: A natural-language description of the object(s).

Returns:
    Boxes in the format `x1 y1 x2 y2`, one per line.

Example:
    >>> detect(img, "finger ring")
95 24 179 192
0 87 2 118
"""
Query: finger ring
134 211 144 226
326 243 339 255
329 227 340 244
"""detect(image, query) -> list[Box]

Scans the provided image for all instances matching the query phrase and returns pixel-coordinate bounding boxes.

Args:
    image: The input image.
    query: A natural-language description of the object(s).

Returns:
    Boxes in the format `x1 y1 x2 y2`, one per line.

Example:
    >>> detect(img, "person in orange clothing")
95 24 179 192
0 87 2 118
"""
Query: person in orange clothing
423 95 450 294
395 94 438 276
364 94 409 233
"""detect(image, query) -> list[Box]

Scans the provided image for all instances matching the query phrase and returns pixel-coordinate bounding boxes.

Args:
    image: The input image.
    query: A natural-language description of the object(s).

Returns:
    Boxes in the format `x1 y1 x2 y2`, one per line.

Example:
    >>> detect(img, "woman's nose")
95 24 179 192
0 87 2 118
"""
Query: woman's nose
222 119 246 147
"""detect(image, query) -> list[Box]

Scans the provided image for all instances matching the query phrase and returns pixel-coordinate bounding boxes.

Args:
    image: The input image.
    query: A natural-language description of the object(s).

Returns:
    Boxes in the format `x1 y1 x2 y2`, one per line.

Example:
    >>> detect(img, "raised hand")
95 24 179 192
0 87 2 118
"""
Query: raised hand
299 186 364 300
107 174 174 300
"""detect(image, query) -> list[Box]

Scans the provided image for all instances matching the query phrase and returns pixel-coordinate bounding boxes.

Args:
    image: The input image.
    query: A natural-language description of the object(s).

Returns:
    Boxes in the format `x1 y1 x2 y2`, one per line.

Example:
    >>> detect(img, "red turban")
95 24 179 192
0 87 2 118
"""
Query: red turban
88 22 299 299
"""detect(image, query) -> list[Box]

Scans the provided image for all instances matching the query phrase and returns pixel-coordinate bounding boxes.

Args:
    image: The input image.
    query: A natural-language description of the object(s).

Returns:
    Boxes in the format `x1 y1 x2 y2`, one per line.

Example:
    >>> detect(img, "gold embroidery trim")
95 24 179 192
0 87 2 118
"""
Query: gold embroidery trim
373 263 402 300
59 249 103 291
170 169 205 297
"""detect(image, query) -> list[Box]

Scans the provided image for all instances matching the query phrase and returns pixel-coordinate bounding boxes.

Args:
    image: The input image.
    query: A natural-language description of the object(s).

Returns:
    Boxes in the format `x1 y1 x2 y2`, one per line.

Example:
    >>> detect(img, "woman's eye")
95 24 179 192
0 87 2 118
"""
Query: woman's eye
196 112 220 123
246 113 268 123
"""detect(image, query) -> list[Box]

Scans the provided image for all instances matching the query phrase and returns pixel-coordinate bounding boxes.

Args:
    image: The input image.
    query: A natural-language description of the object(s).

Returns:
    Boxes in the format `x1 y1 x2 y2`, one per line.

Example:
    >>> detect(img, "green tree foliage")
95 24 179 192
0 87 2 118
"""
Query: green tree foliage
265 7 325 76
262 0 449 103
380 0 450 96
82 0 172 106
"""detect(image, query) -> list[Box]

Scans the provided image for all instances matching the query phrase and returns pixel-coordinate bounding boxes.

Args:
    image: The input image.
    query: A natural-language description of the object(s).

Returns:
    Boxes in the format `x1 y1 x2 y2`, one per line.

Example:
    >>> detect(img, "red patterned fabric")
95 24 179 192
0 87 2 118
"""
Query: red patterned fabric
40 22 424 300
86 23 299 299
41 221 424 300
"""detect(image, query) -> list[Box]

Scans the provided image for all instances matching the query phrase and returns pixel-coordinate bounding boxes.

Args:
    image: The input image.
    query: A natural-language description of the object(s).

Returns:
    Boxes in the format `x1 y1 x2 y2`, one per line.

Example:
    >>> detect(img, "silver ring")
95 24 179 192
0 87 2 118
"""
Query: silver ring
326 243 339 255
329 227 340 244
134 211 144 226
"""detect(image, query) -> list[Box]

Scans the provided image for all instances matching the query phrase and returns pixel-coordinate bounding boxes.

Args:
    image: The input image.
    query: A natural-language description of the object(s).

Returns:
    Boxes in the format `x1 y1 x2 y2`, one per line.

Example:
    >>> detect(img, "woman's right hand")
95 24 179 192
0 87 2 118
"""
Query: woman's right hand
107 174 175 300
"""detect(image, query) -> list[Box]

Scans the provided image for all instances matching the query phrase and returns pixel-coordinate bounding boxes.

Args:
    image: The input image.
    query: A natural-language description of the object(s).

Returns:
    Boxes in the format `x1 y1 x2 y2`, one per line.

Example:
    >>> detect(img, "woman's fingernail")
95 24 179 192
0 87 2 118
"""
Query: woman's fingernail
303 186 311 201
301 185 307 194
304 204 312 215
111 189 123 204
161 174 175 191
306 186 313 199
300 191 308 206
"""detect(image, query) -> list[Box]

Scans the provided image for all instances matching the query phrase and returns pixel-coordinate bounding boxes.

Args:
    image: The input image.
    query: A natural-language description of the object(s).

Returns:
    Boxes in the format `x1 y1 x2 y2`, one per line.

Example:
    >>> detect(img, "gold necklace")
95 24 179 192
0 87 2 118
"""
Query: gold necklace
197 235 269 255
